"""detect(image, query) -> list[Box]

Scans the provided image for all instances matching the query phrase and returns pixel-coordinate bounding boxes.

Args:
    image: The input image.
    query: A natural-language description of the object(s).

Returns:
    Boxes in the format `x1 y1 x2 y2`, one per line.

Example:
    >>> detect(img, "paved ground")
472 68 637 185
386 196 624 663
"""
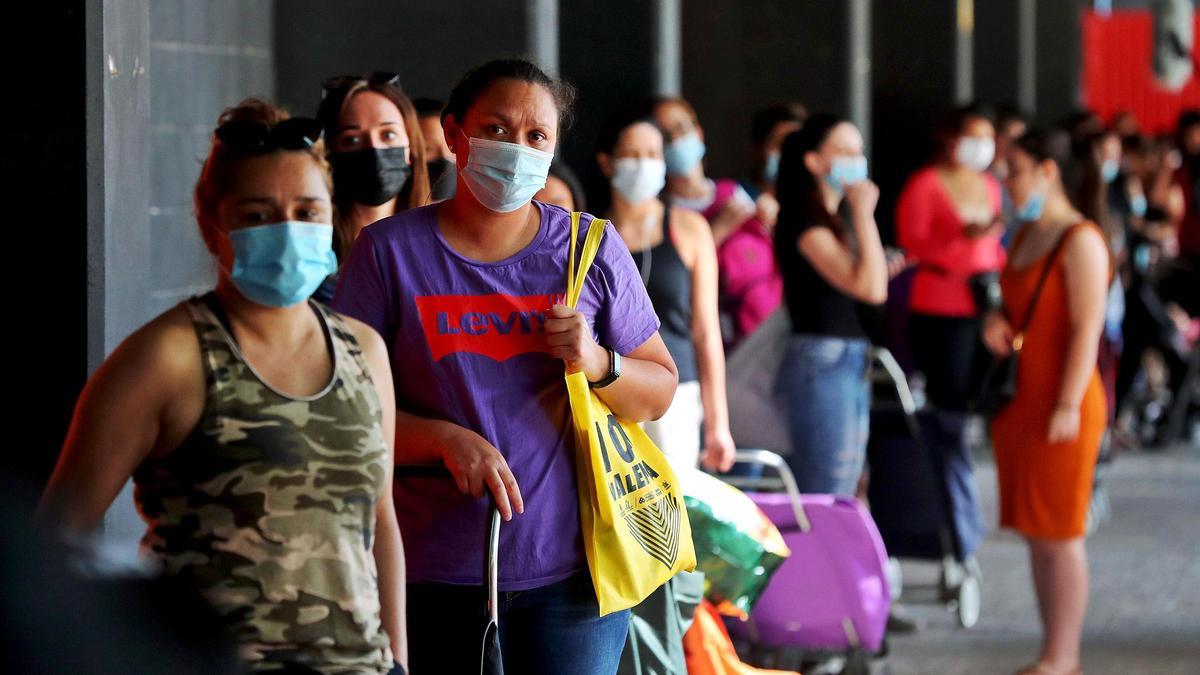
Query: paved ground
884 442 1200 675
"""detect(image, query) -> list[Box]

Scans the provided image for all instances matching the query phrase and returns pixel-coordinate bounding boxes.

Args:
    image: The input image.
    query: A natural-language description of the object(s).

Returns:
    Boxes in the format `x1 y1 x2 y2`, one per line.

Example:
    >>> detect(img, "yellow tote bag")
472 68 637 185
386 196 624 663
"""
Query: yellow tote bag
565 211 696 616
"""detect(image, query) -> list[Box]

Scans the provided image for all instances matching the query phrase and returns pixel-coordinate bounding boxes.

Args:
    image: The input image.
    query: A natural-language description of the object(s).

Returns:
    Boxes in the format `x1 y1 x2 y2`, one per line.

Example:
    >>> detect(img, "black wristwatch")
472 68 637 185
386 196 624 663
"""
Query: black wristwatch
588 347 621 389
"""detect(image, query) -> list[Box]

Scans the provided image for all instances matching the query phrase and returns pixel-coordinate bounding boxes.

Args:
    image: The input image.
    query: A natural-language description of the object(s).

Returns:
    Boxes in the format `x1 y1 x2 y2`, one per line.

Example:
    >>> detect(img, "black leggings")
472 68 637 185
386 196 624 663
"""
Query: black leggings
908 313 990 413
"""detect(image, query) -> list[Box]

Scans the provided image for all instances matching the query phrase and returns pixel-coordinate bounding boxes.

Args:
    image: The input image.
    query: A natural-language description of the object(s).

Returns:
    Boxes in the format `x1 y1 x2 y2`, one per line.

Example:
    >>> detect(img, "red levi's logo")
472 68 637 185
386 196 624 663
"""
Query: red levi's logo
414 294 566 362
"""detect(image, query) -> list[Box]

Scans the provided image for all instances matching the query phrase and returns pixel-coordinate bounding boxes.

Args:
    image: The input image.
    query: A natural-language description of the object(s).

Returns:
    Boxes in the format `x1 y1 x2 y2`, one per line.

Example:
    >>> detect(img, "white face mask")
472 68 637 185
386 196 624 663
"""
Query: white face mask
956 136 996 172
611 157 667 204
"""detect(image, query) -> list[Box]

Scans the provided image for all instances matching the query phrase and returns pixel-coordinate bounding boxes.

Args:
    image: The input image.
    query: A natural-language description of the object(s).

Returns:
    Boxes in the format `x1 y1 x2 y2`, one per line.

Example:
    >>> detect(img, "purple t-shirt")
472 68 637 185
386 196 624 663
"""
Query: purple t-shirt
333 201 660 590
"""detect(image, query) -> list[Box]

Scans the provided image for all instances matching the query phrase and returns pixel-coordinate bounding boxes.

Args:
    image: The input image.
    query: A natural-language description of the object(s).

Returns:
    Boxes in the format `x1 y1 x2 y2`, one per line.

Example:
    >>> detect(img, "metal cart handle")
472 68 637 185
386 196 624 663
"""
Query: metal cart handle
394 464 502 626
871 346 918 416
722 450 812 533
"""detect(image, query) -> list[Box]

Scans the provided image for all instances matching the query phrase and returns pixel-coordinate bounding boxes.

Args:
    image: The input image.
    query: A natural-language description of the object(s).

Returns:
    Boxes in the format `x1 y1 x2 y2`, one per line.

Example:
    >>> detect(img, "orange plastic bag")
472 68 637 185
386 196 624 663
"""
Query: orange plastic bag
683 600 799 675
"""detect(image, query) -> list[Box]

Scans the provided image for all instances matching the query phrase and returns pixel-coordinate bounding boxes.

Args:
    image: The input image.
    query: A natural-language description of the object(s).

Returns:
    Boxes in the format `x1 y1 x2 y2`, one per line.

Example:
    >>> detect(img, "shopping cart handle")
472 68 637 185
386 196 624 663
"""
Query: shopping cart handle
730 450 812 533
870 347 918 415
393 462 501 625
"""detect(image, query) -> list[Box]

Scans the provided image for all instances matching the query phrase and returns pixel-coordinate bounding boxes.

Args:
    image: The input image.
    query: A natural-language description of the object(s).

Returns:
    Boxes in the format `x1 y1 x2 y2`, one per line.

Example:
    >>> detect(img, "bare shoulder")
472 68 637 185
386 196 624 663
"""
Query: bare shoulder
671 206 711 237
1064 223 1109 262
670 207 716 249
79 303 204 435
1060 223 1111 287
109 304 201 380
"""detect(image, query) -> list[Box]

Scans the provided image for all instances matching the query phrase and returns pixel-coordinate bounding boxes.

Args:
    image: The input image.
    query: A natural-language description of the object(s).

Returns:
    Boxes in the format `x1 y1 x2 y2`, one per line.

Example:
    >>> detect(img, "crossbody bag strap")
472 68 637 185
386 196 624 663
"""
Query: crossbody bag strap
1012 222 1081 348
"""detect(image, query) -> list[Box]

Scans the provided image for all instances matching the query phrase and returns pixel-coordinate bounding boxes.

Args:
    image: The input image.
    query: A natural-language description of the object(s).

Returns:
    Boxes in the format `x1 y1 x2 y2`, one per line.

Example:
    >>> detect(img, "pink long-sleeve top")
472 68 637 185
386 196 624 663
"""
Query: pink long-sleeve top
896 167 1006 317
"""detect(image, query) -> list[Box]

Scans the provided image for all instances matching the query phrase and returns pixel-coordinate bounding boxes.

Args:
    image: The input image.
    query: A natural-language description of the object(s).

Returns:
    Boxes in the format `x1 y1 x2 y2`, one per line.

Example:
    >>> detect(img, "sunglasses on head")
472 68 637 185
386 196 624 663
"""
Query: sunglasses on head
215 118 323 156
321 71 402 99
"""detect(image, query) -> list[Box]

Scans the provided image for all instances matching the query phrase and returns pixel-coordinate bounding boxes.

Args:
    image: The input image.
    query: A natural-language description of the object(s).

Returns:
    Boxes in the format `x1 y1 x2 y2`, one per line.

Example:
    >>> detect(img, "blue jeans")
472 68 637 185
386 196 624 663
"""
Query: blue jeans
407 571 630 674
776 334 871 495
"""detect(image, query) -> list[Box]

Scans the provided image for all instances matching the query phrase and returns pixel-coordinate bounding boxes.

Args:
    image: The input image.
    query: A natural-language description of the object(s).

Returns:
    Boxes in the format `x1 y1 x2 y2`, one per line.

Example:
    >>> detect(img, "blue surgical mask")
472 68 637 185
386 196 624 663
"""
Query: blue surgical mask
1130 193 1148 218
664 132 706 176
1015 188 1047 222
459 133 554 213
1101 159 1120 184
763 152 781 183
228 221 338 308
825 155 868 195
1134 243 1151 272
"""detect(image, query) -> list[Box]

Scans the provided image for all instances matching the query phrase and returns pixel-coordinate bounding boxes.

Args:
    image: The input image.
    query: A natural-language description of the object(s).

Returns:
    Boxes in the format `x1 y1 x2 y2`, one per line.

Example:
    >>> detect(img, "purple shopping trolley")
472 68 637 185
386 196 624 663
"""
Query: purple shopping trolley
723 450 890 674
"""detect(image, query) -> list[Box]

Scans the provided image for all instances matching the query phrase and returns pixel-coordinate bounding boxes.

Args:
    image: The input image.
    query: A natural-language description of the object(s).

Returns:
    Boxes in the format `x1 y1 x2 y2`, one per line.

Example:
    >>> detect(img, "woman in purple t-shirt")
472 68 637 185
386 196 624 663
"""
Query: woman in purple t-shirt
333 59 678 674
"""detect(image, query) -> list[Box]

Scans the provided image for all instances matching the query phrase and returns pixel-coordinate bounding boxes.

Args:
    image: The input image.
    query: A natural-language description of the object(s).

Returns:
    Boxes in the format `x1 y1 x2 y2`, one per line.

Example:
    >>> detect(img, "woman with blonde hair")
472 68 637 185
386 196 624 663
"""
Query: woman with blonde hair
314 72 432 302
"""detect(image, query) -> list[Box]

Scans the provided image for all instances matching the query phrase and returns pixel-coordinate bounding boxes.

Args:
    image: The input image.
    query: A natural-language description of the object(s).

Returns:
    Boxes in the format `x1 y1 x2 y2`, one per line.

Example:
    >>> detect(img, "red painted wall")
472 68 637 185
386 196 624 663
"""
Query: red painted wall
1083 10 1200 133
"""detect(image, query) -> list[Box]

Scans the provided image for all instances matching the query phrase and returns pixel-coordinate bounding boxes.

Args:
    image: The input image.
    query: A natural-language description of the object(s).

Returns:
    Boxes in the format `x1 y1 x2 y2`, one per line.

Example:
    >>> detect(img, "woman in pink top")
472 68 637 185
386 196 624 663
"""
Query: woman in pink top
650 97 787 346
650 97 759 247
896 105 1006 412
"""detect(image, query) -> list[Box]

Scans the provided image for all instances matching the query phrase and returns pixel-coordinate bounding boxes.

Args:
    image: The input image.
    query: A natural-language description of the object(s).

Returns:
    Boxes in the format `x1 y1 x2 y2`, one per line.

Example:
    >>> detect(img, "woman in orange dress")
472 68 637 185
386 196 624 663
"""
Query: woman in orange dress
984 131 1110 675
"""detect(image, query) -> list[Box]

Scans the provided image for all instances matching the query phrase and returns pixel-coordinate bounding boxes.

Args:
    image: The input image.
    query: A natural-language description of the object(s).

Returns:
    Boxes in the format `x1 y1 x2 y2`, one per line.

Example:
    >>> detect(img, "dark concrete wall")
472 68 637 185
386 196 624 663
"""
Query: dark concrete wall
974 0 1020 110
273 0 527 121
9 1 90 485
1036 0 1086 127
871 0 958 240
559 0 657 211
681 0 850 184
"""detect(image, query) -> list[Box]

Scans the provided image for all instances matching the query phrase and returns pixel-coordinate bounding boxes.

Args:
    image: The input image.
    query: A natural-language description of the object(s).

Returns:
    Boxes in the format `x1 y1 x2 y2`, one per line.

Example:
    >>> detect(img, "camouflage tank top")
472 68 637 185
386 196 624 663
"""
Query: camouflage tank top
133 295 393 674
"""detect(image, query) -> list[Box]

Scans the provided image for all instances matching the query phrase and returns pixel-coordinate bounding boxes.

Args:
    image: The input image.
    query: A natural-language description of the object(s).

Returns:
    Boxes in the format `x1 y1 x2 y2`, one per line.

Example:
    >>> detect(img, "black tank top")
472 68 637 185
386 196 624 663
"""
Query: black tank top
632 208 698 383
778 217 868 339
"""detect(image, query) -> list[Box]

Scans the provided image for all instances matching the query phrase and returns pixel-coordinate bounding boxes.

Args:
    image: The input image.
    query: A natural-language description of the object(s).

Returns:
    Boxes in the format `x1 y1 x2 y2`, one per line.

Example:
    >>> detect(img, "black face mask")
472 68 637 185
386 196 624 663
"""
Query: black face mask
330 147 411 206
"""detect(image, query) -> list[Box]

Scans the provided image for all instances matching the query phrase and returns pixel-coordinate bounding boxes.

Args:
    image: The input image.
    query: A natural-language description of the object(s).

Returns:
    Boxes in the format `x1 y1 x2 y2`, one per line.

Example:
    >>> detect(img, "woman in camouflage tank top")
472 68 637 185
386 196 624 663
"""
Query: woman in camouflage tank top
39 99 406 675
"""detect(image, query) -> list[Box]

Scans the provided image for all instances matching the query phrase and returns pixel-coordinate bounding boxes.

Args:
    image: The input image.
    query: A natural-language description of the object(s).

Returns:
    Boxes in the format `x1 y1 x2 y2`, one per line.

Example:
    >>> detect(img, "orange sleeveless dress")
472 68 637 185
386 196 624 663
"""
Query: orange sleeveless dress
989 223 1108 539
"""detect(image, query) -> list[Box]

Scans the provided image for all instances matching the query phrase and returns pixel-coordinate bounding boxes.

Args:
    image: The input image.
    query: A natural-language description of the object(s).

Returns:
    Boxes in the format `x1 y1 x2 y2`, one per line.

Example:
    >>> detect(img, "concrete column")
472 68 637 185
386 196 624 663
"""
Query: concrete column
652 0 681 96
848 0 872 153
1018 0 1037 115
88 0 276 565
89 0 152 564
525 0 559 76
955 0 975 104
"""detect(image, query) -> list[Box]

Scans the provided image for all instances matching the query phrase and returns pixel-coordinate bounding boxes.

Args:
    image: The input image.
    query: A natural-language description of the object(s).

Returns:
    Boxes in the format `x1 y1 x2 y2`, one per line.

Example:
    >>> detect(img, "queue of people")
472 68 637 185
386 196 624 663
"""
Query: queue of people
32 54 1198 675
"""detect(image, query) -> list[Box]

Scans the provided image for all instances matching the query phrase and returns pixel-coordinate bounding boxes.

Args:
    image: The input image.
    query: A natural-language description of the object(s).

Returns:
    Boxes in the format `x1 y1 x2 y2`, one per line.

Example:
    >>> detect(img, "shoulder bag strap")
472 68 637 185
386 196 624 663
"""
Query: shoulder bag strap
1012 223 1082 347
